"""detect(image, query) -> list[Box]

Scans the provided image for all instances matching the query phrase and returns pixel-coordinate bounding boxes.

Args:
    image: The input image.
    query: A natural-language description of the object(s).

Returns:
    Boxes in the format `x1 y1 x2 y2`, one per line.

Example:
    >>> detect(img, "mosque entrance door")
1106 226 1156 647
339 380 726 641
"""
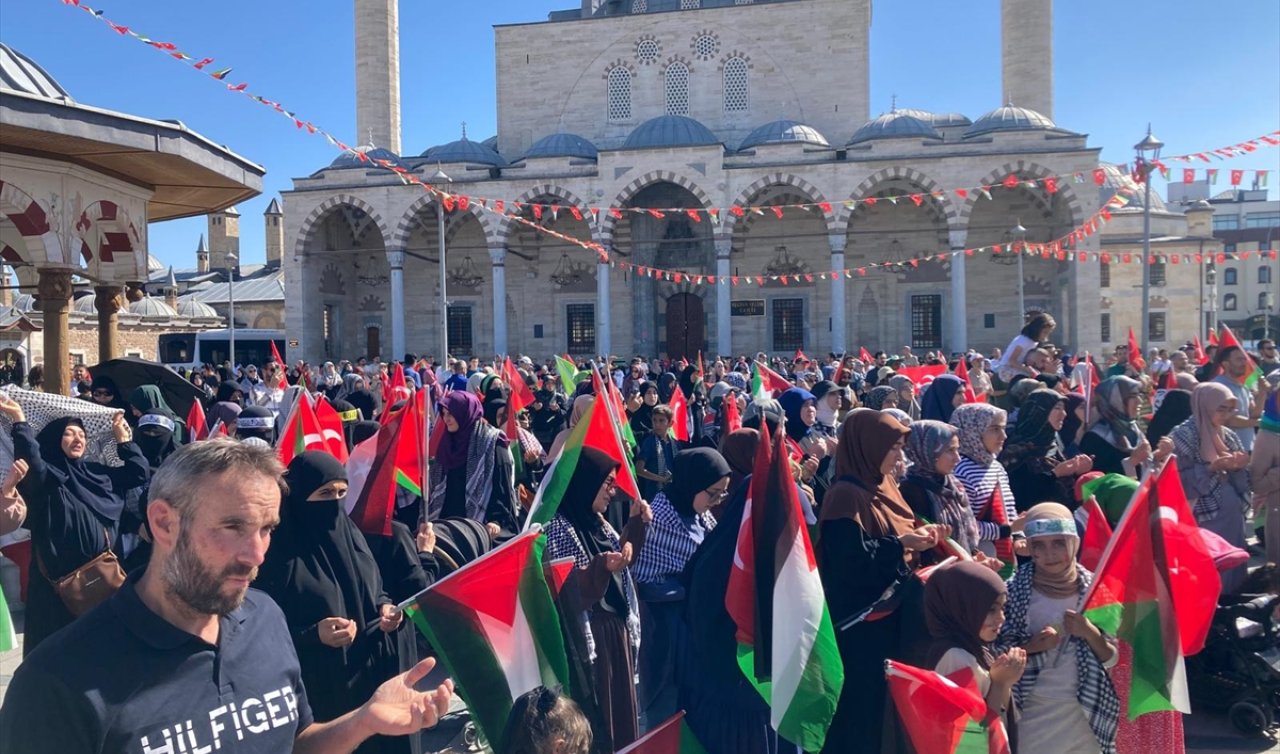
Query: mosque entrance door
366 326 381 359
665 293 704 361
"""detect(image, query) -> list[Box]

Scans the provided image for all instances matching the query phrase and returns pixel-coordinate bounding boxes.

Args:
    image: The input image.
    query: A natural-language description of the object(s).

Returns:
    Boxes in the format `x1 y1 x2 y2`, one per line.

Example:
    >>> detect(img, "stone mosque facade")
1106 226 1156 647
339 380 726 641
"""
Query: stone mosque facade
282 0 1199 364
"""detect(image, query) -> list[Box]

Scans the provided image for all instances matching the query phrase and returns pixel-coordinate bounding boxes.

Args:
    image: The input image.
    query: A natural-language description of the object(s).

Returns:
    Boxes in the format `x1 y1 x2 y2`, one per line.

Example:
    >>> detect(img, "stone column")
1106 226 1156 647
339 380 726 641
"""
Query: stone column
386 249 406 361
38 268 73 396
633 241 659 357
714 238 732 356
93 284 125 363
829 234 848 353
597 258 612 357
948 227 969 353
488 244 508 356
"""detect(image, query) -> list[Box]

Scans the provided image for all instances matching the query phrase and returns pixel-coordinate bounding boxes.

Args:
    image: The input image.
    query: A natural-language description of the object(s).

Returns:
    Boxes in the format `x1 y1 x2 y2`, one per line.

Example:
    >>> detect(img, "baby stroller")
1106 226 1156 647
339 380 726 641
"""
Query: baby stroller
1186 590 1280 735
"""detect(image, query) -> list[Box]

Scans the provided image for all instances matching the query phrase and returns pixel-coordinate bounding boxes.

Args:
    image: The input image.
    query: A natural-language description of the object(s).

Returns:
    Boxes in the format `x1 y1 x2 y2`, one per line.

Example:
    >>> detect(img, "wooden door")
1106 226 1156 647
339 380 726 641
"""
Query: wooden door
665 293 704 360
366 326 381 359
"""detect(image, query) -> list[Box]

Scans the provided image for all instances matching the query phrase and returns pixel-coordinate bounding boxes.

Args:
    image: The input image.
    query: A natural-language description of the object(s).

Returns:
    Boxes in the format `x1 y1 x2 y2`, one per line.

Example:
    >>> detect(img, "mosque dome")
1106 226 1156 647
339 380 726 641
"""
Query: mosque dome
72 294 97 314
328 144 405 170
421 137 508 168
964 105 1063 138
623 115 720 150
177 299 220 319
127 296 177 318
521 133 599 161
847 111 942 145
0 44 72 100
1096 163 1170 213
894 108 972 128
480 135 499 152
738 120 830 151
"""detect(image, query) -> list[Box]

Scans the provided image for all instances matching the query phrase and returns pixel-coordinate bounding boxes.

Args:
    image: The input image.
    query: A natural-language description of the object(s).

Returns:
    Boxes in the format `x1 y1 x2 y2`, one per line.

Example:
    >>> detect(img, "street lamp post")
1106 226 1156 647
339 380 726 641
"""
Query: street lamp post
1135 125 1164 353
1012 219 1027 320
432 166 452 363
227 252 239 368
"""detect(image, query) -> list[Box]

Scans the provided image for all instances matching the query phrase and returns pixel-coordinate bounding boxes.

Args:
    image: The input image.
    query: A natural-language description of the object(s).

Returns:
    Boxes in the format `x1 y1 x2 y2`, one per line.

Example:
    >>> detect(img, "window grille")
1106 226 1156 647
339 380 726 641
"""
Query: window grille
566 304 596 353
447 305 474 355
724 57 748 112
636 39 659 65
910 294 943 349
771 298 805 352
665 63 689 116
607 67 632 122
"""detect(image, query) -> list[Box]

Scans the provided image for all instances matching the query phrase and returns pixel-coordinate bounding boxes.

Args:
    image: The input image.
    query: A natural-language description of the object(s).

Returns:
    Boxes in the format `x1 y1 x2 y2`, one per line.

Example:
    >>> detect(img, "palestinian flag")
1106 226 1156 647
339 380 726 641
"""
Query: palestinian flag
403 530 570 752
977 486 1015 579
668 384 690 442
186 399 208 442
606 373 637 450
1218 324 1264 388
277 392 326 465
555 355 580 392
583 382 641 501
751 361 792 400
726 422 844 752
616 711 708 754
885 660 1011 754
0 583 15 652
502 357 535 440
346 391 426 536
1078 496 1113 572
1082 459 1220 719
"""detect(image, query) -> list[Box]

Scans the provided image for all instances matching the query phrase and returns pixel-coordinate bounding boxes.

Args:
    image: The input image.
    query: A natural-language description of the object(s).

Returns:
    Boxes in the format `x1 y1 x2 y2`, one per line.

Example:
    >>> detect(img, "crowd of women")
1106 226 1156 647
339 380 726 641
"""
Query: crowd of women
1 313 1278 754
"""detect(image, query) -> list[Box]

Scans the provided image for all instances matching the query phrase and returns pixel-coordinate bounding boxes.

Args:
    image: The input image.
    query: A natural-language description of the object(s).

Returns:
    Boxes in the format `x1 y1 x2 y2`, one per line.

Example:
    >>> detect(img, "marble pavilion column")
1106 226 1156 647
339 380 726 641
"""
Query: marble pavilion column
93 284 125 363
949 227 969 353
714 238 732 356
488 244 508 356
386 249 406 361
829 233 848 353
38 267 73 396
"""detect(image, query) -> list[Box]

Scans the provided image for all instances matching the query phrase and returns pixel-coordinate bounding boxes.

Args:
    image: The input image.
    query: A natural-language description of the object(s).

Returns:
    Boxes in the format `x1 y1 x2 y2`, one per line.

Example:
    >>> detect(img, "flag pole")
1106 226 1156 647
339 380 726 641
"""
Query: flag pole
1077 455 1173 608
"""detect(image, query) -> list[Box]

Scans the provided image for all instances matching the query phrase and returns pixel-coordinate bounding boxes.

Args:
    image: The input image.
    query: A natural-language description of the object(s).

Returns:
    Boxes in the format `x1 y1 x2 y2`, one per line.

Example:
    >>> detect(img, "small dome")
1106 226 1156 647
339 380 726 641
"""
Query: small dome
480 135 499 152
847 111 942 145
12 294 35 313
623 115 720 150
72 294 97 314
328 145 405 170
894 108 972 128
0 44 72 100
521 133 599 161
964 105 1061 138
738 120 830 151
421 138 508 168
177 299 219 319
146 254 166 273
127 296 177 318
1187 199 1213 212
1096 163 1169 213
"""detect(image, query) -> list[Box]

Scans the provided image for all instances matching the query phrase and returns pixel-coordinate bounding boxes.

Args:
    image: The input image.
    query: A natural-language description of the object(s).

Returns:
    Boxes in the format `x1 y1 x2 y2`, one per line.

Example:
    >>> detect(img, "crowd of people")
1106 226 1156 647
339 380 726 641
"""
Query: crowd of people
0 316 1277 754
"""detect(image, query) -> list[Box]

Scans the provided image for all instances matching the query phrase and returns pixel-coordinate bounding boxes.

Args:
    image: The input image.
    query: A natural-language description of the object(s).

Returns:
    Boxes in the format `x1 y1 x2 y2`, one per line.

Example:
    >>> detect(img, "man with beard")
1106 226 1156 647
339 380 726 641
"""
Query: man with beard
0 439 453 753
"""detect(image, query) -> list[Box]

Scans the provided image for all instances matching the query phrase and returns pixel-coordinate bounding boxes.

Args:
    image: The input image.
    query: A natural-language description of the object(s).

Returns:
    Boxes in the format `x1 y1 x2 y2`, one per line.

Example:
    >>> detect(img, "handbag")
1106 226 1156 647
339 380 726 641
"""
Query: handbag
39 528 126 617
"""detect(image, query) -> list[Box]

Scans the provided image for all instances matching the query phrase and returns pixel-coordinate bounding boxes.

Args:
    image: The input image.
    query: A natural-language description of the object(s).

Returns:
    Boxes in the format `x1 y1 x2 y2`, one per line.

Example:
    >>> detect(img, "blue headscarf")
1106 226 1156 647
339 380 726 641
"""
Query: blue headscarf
777 387 817 442
920 374 966 423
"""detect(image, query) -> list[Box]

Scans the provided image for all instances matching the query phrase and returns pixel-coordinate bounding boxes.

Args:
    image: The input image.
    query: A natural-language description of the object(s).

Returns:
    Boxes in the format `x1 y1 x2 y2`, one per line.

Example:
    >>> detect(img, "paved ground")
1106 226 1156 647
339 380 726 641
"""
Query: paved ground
1 557 1277 753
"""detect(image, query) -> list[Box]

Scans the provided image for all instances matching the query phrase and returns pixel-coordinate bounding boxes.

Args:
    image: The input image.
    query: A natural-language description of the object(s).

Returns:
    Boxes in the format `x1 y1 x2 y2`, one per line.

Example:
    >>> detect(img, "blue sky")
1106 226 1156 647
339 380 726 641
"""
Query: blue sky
4 0 1278 270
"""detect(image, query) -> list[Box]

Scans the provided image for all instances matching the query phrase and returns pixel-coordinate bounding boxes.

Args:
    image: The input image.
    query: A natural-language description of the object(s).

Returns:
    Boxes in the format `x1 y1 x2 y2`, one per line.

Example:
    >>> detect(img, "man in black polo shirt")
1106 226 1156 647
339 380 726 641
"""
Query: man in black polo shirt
0 439 452 753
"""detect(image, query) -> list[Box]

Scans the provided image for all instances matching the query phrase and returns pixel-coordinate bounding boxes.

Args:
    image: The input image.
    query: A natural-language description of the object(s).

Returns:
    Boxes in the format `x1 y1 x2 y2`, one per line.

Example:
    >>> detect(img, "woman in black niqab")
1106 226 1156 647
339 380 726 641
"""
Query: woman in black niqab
657 372 678 404
256 451 402 752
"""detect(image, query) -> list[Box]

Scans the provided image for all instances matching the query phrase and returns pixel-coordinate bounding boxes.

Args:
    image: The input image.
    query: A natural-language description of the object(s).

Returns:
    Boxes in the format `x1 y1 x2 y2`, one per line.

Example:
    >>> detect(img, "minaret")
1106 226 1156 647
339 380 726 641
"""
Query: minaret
208 206 241 272
164 266 179 310
355 0 401 154
196 233 210 273
264 197 284 267
1001 0 1053 119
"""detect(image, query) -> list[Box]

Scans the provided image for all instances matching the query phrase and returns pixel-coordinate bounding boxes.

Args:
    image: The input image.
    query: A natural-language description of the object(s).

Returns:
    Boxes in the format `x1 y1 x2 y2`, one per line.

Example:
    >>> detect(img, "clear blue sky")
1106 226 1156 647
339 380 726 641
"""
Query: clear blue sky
4 0 1278 271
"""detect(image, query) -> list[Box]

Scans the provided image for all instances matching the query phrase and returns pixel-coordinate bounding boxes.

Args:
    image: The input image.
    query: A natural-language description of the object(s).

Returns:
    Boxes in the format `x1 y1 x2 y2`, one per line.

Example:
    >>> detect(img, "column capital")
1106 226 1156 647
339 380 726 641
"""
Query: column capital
714 237 733 259
385 249 406 269
36 267 74 301
948 227 969 249
828 233 847 254
93 284 125 315
487 244 507 266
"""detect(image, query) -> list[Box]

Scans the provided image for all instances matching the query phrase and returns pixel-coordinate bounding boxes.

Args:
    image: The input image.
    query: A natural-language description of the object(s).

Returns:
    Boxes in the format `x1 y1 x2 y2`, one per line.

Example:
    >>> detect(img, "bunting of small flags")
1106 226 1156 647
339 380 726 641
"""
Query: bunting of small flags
1177 168 1270 187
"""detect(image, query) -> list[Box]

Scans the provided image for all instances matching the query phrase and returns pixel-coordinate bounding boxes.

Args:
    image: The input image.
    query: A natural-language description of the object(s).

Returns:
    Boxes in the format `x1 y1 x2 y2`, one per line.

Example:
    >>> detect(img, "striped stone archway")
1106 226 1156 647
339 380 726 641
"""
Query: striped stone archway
958 160 1086 228
391 192 501 251
721 172 838 239
599 170 714 247
497 183 601 247
294 193 393 256
839 166 959 232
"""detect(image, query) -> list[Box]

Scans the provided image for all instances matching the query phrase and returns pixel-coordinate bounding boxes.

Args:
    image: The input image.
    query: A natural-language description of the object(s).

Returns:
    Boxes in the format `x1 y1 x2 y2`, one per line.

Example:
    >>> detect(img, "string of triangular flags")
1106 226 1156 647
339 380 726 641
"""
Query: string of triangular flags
1173 168 1270 186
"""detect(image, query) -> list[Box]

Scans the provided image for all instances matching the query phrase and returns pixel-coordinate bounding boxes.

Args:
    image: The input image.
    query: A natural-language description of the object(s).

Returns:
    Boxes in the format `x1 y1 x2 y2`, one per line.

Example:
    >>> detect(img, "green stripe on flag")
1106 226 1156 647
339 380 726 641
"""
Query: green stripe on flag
525 402 594 529
555 355 578 393
394 467 423 498
0 583 15 653
518 537 571 687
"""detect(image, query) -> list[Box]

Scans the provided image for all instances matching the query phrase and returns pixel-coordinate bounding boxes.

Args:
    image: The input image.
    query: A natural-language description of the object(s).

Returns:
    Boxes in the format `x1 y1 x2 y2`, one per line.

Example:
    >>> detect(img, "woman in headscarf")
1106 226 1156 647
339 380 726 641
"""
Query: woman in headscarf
1059 392 1088 457
328 398 362 452
544 448 652 750
999 389 1094 511
1005 376 1041 423
863 384 898 412
427 391 519 538
633 448 730 723
338 373 378 421
1169 382 1252 592
657 372 678 404
88 374 130 412
818 409 948 754
126 385 184 436
900 420 983 559
529 387 566 451
547 395 595 462
0 396 149 656
214 379 243 406
777 386 818 451
256 452 404 753
1081 376 1168 479
629 381 660 444
206 400 241 437
993 503 1119 754
1145 388 1192 448
920 374 966 423
719 428 758 498
887 374 920 420
951 403 1020 561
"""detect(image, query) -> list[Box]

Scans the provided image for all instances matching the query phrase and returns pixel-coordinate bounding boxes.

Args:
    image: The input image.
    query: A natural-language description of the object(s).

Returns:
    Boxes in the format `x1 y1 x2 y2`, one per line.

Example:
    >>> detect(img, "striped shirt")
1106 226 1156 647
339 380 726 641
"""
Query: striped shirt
632 493 716 586
954 457 1017 542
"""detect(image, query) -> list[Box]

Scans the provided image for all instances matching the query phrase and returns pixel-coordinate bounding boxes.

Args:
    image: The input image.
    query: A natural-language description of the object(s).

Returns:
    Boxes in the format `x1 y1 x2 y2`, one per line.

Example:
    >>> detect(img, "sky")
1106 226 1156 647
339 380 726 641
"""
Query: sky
4 0 1278 271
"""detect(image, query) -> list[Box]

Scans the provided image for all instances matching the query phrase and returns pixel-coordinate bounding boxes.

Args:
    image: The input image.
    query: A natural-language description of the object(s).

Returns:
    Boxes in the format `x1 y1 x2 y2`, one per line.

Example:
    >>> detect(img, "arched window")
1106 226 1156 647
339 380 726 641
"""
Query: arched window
1224 293 1237 311
1261 265 1273 284
665 63 690 116
1224 268 1238 286
607 67 632 123
724 57 749 112
631 0 647 12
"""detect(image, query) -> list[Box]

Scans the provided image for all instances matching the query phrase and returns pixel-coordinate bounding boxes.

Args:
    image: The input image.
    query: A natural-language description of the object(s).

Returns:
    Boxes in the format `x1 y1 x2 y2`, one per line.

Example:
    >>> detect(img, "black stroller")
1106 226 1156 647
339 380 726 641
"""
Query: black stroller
1186 591 1280 735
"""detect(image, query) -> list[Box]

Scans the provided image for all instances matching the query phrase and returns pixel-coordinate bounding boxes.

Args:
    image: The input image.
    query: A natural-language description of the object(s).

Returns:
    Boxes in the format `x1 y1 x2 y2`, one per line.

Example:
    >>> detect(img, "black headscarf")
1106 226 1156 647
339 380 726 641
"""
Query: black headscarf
35 417 123 520
678 365 700 400
89 375 129 412
136 409 182 469
484 398 508 431
663 448 731 517
347 387 377 423
351 420 380 447
236 405 275 443
629 381 657 437
1000 389 1066 471
1059 392 1087 451
559 447 628 616
657 372 677 404
1147 388 1193 446
215 380 243 405
920 374 965 423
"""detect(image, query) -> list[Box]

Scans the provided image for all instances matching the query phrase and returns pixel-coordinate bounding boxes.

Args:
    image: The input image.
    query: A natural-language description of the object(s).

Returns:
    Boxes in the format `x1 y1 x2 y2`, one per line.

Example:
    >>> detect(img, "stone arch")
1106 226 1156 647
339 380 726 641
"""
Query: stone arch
958 161 1085 228
390 193 499 251
74 200 146 282
722 173 837 237
0 180 64 266
840 166 958 231
498 184 601 246
252 311 281 329
601 170 714 247
294 193 393 257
